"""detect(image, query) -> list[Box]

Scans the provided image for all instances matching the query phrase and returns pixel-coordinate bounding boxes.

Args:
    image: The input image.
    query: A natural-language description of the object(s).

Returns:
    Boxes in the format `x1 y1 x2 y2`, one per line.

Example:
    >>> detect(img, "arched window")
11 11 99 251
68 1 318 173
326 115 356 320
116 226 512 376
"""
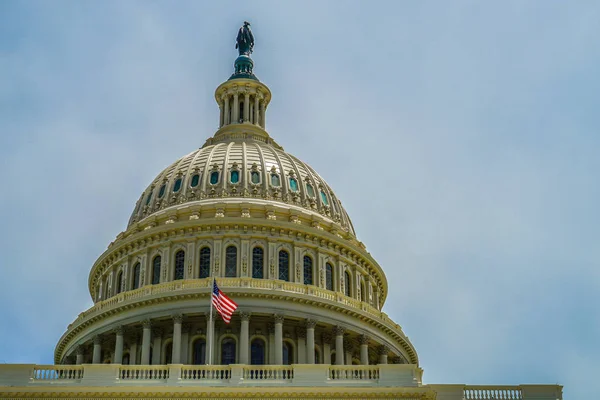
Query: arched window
271 173 280 186
174 250 185 280
306 183 315 198
303 256 313 285
230 170 240 184
325 263 333 291
190 173 200 187
320 191 329 206
152 256 161 285
164 342 173 365
221 338 236 365
282 342 293 365
252 247 264 279
278 250 289 281
199 247 211 279
192 339 206 365
344 270 351 297
250 339 266 365
116 271 123 294
289 177 298 191
145 191 153 205
158 184 166 198
250 171 260 184
225 246 237 277
173 178 182 192
132 262 141 289
210 171 219 185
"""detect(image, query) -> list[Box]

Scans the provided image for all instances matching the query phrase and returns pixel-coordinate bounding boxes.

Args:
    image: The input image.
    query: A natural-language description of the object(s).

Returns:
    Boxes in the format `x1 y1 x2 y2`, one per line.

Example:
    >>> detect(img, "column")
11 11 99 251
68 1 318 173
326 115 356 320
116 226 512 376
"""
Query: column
259 100 266 128
322 333 332 365
233 91 239 123
172 314 183 364
268 323 275 365
296 328 306 364
114 326 124 364
239 312 250 364
92 335 102 364
224 95 230 125
206 313 215 364
75 346 84 365
254 95 260 126
359 334 369 365
219 98 224 127
243 92 250 122
141 319 152 365
152 328 162 365
305 319 316 364
274 314 284 364
129 337 138 365
344 340 353 365
378 345 389 364
333 326 345 365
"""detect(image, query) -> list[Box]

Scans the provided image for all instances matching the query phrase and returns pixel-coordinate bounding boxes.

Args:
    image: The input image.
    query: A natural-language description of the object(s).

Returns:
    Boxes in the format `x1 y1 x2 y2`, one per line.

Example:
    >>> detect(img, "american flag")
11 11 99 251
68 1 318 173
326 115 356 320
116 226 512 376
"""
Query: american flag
212 280 238 323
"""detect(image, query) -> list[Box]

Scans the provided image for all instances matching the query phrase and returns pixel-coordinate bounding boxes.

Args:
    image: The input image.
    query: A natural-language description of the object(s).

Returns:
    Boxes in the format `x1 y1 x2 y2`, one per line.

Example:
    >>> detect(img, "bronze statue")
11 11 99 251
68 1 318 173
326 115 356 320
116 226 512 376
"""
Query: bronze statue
236 21 254 56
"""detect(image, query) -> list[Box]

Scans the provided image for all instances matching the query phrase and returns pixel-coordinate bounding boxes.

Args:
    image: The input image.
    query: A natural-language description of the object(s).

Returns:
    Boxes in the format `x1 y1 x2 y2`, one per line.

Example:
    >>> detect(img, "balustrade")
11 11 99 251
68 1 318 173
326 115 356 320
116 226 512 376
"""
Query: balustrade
31 366 83 381
119 365 169 380
329 366 379 381
464 386 523 400
181 366 231 381
243 365 293 380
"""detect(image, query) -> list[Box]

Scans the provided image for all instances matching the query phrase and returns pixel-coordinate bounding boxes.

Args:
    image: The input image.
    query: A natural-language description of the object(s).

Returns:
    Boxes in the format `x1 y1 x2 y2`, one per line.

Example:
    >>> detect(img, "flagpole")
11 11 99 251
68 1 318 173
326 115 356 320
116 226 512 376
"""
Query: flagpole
207 277 214 366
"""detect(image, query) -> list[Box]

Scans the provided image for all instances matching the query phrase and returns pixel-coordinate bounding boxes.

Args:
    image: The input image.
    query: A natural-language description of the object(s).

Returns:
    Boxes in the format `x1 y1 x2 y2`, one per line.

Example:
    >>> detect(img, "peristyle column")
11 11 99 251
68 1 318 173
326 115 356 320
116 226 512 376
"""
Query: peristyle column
378 345 389 364
306 319 317 364
224 95 230 125
254 94 260 125
239 312 250 364
152 328 162 365
206 313 215 364
233 91 239 123
141 319 152 365
172 314 182 364
92 335 102 364
75 346 84 365
334 326 345 365
296 328 306 364
243 92 250 122
274 314 284 364
114 326 124 364
359 334 370 365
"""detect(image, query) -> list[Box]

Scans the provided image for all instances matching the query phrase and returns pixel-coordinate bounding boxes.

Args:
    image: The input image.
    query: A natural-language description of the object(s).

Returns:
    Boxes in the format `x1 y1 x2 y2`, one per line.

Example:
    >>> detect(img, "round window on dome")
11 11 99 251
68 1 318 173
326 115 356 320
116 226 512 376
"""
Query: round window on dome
230 170 240 184
190 174 200 188
306 183 315 198
250 171 260 184
173 178 182 193
210 171 219 185
158 184 166 198
271 174 280 187
320 190 329 205
289 177 298 192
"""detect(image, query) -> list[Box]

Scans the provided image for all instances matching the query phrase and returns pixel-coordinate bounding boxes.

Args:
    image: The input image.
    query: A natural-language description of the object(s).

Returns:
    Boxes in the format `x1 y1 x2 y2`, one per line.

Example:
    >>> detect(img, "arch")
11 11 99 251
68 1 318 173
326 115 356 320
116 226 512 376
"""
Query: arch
344 270 352 297
132 262 141 290
192 338 206 365
314 345 322 365
190 173 200 188
221 337 236 365
282 340 295 365
162 339 173 365
250 338 266 365
225 246 237 277
152 255 161 285
325 262 334 291
199 247 211 279
278 250 290 281
252 247 264 279
174 250 185 280
116 271 123 295
303 255 313 285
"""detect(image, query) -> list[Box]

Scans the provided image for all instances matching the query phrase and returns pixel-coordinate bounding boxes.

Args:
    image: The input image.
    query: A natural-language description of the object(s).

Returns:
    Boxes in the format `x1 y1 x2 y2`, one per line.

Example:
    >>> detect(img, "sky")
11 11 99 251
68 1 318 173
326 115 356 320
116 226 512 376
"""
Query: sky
0 1 598 398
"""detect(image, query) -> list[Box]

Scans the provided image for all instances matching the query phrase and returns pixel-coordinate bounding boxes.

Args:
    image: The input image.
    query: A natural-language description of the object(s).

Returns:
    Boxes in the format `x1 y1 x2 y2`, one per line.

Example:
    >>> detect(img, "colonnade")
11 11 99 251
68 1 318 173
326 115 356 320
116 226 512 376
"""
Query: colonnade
219 88 267 128
78 313 396 367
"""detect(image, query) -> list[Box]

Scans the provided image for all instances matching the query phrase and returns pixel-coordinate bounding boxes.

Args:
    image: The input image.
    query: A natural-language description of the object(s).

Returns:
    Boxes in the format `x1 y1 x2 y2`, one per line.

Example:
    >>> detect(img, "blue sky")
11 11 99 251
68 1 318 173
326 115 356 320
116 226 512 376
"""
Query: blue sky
1 1 598 398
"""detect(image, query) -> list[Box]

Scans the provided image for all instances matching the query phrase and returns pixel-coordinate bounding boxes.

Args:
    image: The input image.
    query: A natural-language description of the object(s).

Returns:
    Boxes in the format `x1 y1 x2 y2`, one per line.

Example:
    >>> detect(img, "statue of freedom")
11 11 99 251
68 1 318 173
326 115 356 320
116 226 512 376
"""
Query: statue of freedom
236 21 254 56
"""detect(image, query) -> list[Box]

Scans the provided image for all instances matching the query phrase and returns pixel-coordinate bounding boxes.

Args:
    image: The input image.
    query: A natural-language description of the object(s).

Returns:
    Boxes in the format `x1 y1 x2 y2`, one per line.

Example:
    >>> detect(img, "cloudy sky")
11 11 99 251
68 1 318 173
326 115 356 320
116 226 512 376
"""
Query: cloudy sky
1 1 598 398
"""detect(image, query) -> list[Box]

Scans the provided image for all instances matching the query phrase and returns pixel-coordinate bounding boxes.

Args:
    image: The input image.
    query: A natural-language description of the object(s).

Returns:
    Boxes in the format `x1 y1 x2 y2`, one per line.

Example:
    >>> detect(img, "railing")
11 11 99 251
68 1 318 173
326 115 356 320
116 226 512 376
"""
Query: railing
329 365 379 381
181 365 231 381
243 365 293 381
464 386 523 399
31 366 83 381
119 365 169 380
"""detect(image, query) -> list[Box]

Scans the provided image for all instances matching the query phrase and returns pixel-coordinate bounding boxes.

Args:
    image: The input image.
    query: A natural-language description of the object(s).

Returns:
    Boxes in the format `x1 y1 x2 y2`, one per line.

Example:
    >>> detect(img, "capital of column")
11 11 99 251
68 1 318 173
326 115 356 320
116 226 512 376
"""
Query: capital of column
391 356 404 364
113 325 124 336
172 313 183 324
142 319 152 329
378 345 389 355
295 327 306 339
333 326 345 336
305 319 317 329
274 314 285 324
240 311 251 322
321 333 332 344
359 334 370 345
93 335 102 345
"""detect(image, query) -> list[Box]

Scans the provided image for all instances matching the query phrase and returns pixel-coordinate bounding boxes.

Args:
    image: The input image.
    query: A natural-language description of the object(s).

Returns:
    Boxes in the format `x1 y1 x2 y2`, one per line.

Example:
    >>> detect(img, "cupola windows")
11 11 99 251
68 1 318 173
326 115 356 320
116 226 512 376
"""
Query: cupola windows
306 183 315 198
158 184 166 198
271 173 280 187
320 190 329 206
173 178 182 193
210 171 220 185
289 177 299 192
230 170 240 184
250 171 260 184
190 173 200 188
145 192 153 205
